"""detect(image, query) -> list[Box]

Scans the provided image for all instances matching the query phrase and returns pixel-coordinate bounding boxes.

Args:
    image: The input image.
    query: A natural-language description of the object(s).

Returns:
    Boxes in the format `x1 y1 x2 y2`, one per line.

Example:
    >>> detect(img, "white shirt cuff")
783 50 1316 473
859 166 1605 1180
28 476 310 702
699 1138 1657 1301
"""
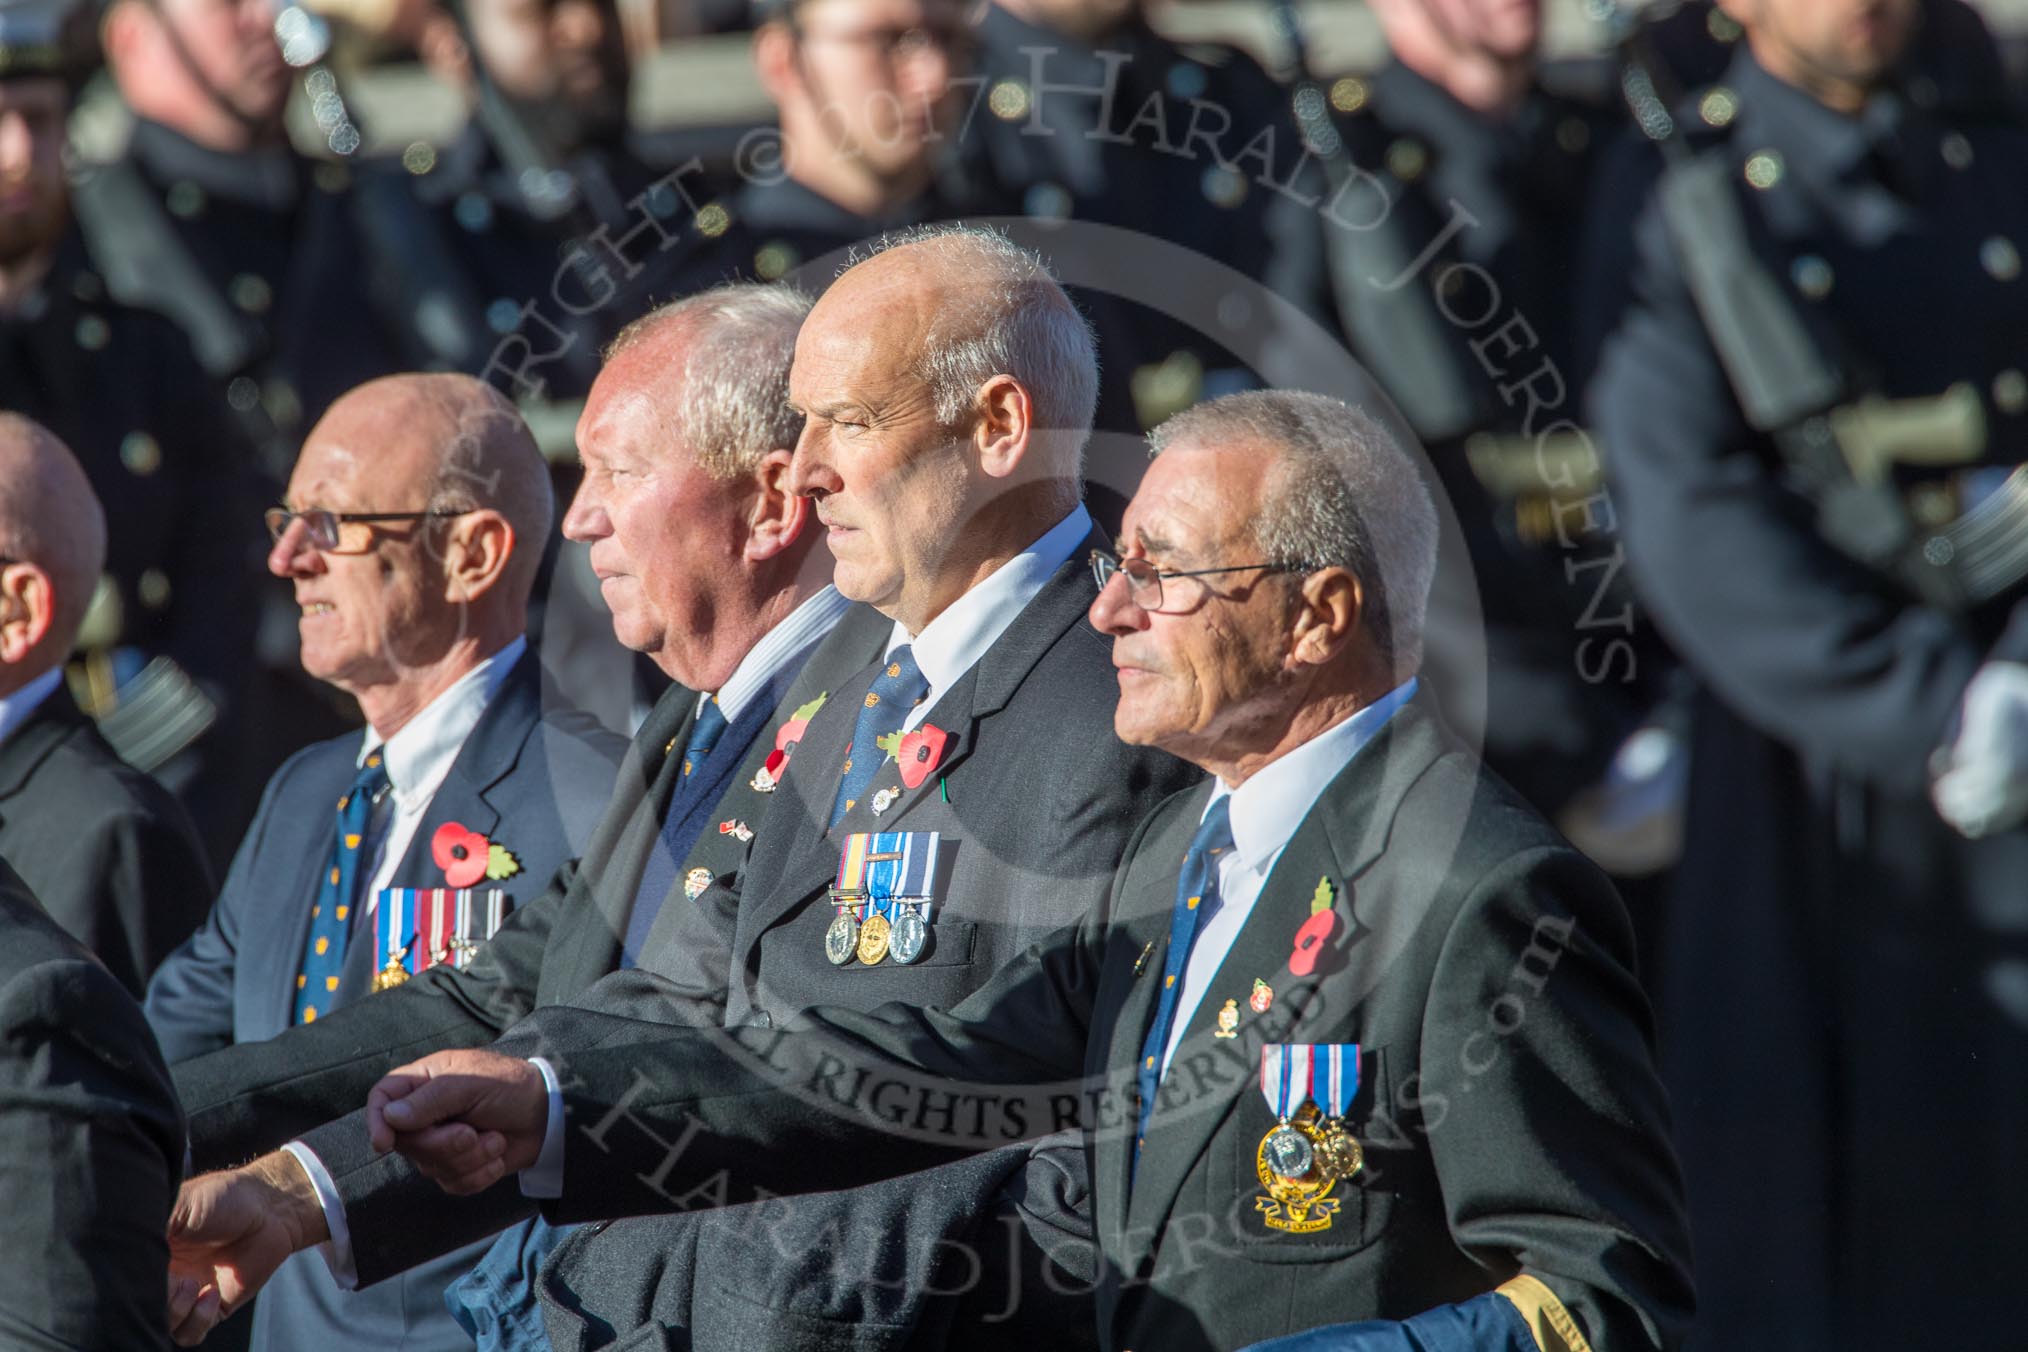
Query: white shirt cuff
520 1056 565 1199
279 1141 358 1290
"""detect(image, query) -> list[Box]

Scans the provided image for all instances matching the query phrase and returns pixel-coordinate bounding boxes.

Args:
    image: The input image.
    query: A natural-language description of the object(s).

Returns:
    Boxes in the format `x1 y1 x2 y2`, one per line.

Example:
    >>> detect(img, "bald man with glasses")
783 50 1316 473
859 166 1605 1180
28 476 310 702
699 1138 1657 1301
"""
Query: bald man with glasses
144 373 628 1352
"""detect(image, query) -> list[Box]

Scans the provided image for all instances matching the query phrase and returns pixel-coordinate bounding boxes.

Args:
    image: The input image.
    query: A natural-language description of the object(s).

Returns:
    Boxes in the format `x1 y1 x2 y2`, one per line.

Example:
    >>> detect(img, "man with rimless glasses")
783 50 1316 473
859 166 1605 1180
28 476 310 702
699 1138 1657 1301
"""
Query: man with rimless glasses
145 372 627 1352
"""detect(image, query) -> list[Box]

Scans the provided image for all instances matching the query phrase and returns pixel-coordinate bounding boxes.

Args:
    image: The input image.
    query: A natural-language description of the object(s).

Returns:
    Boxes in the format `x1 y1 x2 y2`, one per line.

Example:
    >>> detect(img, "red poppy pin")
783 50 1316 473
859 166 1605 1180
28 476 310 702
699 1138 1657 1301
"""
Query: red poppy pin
755 694 829 792
896 724 949 789
1288 876 1338 977
432 822 520 888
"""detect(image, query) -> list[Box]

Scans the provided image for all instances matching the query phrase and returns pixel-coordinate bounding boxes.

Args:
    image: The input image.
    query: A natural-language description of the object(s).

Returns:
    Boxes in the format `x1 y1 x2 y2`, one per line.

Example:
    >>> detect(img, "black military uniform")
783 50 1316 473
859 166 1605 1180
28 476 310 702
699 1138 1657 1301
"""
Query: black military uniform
1320 57 1653 822
1585 42 2028 1351
71 118 411 479
0 229 263 849
966 3 1331 436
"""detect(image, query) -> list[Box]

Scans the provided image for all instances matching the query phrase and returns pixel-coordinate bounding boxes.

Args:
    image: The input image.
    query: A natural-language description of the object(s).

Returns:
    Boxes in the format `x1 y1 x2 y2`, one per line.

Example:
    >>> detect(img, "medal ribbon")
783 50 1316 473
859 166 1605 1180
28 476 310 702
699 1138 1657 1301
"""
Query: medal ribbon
1261 1044 1360 1119
420 889 455 972
378 888 408 970
901 830 939 922
1316 1043 1360 1117
835 833 872 916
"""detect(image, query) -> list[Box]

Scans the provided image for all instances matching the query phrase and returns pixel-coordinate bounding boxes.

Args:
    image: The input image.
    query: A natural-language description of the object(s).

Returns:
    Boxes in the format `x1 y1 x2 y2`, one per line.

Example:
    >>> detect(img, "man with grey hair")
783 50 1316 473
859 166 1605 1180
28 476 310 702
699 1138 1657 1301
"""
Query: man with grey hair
144 372 632 1352
345 386 1692 1352
0 412 214 998
165 226 1198 1351
157 286 872 1348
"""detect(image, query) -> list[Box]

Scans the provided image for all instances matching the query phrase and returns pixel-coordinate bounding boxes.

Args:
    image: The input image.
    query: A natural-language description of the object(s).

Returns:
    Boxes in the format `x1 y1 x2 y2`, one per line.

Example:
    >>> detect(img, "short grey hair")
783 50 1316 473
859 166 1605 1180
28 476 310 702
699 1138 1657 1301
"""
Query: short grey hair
605 282 813 482
1149 391 1437 676
853 224 1098 474
419 384 555 604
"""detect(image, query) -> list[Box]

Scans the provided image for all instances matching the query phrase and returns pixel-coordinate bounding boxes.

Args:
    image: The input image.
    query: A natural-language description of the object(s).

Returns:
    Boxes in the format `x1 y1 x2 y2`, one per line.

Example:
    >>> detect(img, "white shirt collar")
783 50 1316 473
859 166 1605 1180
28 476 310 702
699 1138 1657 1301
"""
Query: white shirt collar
0 667 63 750
1208 678 1420 876
712 585 851 724
883 504 1093 688
361 636 527 807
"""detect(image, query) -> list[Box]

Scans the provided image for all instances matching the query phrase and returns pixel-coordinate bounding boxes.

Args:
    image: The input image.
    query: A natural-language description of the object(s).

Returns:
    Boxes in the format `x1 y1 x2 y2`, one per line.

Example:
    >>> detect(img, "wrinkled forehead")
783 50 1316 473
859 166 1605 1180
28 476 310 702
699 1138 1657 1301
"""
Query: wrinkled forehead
1124 440 1272 558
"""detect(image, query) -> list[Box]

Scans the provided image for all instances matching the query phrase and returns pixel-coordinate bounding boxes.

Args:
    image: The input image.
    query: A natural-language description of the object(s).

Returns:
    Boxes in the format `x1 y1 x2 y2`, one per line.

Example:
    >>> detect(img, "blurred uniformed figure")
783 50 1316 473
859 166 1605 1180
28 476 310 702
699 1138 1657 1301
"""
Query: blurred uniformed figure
78 0 412 479
0 0 262 863
1583 0 2028 1342
965 0 1331 437
617 0 984 306
1297 0 1668 840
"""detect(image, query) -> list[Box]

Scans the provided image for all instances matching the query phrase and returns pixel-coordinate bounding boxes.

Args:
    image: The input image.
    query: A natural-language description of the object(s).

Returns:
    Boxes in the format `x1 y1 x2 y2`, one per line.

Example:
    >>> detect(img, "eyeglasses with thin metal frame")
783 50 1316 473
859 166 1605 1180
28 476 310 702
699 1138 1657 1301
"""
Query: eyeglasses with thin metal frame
265 507 471 553
1089 549 1317 611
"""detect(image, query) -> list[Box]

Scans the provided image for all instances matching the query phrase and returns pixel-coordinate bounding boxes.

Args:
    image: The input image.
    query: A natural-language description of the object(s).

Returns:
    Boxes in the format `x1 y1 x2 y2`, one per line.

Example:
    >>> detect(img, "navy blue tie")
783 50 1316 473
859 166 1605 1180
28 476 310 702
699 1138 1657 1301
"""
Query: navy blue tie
679 696 730 782
1134 797 1235 1161
621 697 734 966
294 755 388 1024
828 646 928 829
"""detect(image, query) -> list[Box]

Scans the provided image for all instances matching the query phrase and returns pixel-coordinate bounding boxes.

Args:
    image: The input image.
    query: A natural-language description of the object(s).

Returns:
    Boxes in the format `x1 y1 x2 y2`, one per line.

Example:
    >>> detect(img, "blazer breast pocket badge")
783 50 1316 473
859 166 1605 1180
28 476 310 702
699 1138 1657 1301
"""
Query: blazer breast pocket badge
371 887 513 991
1255 1043 1364 1234
825 830 942 967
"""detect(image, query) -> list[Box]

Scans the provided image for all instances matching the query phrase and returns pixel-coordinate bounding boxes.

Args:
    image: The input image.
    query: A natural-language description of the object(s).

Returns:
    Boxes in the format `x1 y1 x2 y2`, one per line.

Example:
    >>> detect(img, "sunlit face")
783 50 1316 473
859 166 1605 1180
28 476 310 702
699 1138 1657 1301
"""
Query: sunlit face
564 346 756 686
268 418 455 697
155 0 291 128
1089 440 1301 765
0 79 70 267
1722 0 1917 96
786 258 977 629
466 0 629 148
785 0 967 182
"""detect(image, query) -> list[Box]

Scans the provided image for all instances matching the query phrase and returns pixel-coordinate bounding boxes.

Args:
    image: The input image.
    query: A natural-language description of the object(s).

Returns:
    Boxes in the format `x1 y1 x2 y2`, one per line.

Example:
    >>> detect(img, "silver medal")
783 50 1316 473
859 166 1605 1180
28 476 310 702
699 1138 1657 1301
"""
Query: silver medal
1265 1123 1314 1180
889 908 929 964
824 911 860 966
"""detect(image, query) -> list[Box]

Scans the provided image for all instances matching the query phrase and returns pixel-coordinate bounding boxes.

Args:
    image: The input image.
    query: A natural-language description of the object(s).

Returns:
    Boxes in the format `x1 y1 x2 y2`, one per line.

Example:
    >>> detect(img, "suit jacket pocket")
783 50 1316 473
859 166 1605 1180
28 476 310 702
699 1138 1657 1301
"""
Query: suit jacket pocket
1215 1046 1394 1262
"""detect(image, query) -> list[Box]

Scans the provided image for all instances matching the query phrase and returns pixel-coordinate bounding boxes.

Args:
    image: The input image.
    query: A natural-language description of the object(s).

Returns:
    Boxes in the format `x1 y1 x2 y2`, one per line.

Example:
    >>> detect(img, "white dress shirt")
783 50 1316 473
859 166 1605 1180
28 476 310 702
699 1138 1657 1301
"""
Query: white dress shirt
507 506 1093 1206
0 667 63 750
883 504 1093 731
1159 679 1419 1076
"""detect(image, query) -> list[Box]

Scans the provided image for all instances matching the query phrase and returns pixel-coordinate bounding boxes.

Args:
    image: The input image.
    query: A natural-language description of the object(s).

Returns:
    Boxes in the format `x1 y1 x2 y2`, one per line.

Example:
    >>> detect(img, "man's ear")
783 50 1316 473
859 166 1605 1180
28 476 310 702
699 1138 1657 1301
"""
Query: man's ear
99 0 153 68
973 375 1033 480
1289 567 1361 669
415 9 472 91
746 447 809 561
751 20 799 107
0 563 56 666
441 512 514 604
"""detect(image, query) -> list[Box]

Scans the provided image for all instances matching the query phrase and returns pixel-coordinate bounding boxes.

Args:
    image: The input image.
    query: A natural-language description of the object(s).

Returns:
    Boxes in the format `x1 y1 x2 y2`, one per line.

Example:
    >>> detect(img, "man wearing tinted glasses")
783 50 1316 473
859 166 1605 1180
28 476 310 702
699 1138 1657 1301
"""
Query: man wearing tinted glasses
144 372 627 1352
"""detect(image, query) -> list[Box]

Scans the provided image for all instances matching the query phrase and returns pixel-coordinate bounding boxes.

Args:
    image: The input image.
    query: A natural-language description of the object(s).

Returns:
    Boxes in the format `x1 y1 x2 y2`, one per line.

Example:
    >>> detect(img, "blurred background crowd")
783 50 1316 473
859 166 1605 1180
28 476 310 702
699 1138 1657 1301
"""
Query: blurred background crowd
3 0 2027 1345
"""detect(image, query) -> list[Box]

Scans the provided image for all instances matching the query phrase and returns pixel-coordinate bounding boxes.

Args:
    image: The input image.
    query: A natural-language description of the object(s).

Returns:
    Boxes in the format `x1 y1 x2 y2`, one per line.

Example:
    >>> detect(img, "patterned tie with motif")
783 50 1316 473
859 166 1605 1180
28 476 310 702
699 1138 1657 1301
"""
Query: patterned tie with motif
1133 796 1236 1164
293 754 389 1024
679 695 731 783
827 645 928 829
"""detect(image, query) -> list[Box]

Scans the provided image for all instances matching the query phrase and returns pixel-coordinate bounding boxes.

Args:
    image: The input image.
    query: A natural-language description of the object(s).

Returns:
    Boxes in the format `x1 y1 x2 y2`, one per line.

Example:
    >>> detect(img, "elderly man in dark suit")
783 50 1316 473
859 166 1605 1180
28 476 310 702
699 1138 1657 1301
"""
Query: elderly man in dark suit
154 283 869 1346
0 854 185 1350
0 413 213 997
163 226 1199 1350
326 389 1692 1351
143 373 630 1352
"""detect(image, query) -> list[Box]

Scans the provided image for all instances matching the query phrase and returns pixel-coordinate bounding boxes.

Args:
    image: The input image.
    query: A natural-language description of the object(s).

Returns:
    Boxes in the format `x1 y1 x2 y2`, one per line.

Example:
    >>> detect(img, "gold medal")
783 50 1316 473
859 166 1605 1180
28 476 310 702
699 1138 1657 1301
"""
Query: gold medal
857 912 892 965
1253 1108 1343 1234
371 947 410 992
1313 1122 1364 1182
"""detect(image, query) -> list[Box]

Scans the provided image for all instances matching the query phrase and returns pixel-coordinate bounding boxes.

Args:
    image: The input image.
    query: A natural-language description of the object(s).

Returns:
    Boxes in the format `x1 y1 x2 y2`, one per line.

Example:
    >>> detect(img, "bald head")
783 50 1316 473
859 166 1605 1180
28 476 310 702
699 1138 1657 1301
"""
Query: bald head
311 373 553 605
0 414 107 682
274 374 552 734
837 225 1098 478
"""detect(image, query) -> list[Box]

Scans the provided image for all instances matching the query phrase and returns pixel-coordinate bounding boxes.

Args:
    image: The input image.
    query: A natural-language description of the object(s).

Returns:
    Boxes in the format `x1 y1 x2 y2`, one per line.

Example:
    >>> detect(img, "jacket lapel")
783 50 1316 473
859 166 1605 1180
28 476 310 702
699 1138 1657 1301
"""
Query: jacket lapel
1118 698 1453 1267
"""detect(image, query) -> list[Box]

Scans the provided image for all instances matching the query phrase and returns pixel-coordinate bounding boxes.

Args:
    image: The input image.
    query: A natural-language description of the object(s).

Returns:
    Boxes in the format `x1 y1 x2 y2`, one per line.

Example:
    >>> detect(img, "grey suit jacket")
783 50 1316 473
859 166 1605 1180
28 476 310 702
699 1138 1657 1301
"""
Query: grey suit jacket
299 543 1201 1351
146 647 627 1352
0 686 213 998
488 696 1693 1352
0 859 184 1351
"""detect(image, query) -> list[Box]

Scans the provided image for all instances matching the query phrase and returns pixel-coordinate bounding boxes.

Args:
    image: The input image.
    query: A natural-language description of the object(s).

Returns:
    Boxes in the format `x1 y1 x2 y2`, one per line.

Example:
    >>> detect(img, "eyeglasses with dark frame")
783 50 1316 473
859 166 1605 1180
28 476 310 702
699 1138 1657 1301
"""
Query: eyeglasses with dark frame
265 507 472 553
1089 549 1318 612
